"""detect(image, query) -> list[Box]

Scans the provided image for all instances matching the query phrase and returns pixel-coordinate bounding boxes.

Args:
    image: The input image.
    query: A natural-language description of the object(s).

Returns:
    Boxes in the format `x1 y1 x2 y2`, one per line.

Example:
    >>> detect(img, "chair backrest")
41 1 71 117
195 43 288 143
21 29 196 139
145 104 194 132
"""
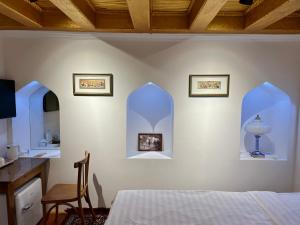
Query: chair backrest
74 151 90 198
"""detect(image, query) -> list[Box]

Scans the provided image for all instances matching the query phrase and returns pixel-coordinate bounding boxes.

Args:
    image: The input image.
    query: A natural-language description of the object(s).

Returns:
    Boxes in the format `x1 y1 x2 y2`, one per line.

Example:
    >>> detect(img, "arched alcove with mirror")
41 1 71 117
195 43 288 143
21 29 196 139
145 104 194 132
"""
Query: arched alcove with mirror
240 82 293 160
127 82 173 159
12 81 61 158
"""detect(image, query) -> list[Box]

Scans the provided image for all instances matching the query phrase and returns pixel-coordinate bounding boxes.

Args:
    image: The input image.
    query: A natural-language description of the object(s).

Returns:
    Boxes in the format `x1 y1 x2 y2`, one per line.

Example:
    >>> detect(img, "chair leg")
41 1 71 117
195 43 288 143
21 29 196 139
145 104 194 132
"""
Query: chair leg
42 204 52 225
85 189 96 220
78 198 85 225
55 205 59 222
42 203 47 220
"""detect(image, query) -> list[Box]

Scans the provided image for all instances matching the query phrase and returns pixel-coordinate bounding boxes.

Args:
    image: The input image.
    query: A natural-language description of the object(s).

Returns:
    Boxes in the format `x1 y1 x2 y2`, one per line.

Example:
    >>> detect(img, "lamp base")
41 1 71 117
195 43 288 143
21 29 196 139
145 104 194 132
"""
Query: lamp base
250 151 265 158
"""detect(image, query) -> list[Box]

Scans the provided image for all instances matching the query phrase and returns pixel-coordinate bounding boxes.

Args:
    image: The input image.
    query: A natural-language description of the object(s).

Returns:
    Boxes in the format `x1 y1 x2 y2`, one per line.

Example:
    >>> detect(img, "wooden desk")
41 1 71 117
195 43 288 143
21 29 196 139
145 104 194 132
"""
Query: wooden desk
0 158 49 225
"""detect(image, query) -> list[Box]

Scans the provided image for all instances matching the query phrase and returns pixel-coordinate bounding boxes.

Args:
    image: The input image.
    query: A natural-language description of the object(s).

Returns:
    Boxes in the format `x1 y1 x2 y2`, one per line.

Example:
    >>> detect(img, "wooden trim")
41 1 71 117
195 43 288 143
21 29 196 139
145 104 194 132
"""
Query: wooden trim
189 0 228 31
245 0 300 31
48 0 95 29
126 0 150 31
1 14 300 34
0 0 42 27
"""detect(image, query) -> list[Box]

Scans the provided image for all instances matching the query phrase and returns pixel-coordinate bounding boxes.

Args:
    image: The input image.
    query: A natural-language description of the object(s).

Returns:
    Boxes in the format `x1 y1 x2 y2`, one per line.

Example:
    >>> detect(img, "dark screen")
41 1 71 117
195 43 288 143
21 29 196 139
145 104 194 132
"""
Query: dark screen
0 79 16 119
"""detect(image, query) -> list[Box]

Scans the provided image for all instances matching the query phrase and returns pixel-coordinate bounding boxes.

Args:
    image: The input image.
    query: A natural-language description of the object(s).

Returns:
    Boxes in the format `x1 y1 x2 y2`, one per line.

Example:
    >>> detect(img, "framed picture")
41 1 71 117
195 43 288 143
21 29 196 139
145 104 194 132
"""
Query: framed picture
138 133 163 151
73 73 113 96
189 74 230 97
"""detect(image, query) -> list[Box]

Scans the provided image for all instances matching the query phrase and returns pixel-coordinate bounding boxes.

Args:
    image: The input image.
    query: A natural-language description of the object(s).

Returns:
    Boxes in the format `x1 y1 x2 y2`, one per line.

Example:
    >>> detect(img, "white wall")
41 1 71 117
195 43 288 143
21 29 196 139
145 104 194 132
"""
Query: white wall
294 110 300 191
30 87 49 148
0 39 8 154
2 34 300 207
12 81 43 152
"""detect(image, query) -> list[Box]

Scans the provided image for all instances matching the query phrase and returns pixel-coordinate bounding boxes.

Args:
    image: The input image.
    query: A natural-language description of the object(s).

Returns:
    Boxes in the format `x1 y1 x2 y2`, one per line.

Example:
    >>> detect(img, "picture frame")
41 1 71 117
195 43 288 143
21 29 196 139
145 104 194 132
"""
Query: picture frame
73 73 113 96
189 74 230 97
138 133 163 151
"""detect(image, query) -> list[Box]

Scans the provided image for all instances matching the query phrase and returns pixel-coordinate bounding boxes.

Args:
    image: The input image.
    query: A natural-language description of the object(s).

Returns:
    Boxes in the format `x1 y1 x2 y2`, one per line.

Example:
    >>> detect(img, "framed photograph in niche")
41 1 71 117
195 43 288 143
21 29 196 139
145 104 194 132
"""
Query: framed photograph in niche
138 133 163 151
189 74 230 97
73 73 113 96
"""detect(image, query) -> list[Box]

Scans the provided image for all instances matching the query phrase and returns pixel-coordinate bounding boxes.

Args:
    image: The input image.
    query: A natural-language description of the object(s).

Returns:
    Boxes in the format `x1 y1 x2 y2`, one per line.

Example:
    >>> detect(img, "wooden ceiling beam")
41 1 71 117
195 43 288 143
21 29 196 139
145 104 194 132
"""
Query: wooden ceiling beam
245 0 300 31
1 11 300 34
189 0 228 31
48 0 95 29
0 14 25 28
0 0 42 27
126 0 150 31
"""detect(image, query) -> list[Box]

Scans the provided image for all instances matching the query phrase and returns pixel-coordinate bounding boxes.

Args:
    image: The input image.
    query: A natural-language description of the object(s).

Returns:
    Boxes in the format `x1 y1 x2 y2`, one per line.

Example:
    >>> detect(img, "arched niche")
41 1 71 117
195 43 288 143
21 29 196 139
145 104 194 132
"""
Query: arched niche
240 82 293 160
127 82 173 159
12 81 60 158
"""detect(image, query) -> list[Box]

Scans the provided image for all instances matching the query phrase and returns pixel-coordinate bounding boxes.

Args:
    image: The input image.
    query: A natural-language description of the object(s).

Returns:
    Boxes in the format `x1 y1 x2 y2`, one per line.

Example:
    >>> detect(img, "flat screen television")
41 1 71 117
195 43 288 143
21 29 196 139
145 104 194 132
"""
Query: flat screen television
0 79 16 119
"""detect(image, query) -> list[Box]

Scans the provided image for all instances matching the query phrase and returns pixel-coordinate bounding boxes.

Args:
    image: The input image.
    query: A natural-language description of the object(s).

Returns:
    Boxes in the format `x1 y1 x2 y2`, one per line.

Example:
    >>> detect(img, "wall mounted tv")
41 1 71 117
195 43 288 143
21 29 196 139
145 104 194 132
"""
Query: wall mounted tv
0 79 16 119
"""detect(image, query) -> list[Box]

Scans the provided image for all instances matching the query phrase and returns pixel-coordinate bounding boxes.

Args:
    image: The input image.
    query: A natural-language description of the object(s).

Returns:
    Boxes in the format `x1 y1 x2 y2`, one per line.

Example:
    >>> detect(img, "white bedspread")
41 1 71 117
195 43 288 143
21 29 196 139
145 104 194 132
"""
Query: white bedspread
105 190 300 225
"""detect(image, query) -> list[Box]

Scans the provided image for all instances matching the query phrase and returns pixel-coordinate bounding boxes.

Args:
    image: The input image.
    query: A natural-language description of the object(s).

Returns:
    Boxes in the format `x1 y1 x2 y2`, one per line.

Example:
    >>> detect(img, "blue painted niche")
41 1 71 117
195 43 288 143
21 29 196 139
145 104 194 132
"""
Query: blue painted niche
240 82 293 160
126 82 173 159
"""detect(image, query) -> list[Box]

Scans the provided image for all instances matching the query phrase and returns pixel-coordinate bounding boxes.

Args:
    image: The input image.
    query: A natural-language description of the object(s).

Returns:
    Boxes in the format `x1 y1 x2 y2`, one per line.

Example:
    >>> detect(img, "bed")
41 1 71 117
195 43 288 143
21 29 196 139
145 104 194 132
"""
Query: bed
105 190 300 225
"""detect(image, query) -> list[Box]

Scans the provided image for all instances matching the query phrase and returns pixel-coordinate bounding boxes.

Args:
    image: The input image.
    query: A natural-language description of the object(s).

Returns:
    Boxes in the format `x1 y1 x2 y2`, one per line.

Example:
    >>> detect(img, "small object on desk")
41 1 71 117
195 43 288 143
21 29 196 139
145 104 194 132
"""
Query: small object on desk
250 151 265 158
40 139 48 147
0 157 5 167
0 158 15 169
245 115 271 158
6 145 19 161
45 130 52 143
33 153 47 158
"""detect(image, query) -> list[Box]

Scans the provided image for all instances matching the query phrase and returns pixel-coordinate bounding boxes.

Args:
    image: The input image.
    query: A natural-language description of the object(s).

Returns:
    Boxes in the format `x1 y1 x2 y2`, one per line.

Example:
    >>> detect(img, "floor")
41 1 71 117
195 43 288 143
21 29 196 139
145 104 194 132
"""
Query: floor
41 213 67 225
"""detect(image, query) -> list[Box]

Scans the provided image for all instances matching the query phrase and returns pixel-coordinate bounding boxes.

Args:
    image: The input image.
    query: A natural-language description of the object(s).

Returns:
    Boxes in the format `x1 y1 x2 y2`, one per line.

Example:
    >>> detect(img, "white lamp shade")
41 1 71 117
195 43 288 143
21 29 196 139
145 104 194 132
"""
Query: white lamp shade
245 115 271 135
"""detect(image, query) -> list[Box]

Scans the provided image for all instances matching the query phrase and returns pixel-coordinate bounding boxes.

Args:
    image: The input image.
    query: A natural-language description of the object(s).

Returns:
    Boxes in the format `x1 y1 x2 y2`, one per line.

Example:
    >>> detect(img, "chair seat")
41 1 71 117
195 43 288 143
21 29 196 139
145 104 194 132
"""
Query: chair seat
42 184 78 203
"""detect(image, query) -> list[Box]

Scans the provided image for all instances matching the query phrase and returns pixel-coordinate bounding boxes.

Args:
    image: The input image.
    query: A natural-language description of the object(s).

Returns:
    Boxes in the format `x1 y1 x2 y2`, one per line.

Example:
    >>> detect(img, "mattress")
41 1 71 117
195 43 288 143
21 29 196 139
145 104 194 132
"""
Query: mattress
105 190 300 225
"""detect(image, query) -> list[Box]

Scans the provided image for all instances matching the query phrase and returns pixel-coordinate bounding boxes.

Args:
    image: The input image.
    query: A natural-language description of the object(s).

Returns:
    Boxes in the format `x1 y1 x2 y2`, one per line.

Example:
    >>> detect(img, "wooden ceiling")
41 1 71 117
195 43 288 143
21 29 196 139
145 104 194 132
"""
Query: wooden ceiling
0 0 299 33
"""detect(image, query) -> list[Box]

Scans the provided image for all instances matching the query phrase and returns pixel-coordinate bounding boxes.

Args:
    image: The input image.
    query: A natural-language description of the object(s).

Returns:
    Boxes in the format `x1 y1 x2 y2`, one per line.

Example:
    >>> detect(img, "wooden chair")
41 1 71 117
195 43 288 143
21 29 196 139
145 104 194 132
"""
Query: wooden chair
41 151 96 225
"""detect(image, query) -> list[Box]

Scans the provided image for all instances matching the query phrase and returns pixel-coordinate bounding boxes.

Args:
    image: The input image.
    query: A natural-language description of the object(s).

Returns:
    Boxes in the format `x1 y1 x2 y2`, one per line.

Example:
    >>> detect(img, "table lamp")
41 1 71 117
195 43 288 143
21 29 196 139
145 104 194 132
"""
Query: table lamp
245 115 271 158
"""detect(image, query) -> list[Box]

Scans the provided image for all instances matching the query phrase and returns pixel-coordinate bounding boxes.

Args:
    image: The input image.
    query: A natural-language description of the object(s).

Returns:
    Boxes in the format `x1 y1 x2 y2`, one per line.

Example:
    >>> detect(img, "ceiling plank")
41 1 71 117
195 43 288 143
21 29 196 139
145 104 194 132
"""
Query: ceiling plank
152 14 189 30
48 0 95 29
0 14 25 28
0 0 42 27
207 15 244 32
245 0 300 31
126 0 150 31
96 12 133 30
266 16 300 32
189 0 228 31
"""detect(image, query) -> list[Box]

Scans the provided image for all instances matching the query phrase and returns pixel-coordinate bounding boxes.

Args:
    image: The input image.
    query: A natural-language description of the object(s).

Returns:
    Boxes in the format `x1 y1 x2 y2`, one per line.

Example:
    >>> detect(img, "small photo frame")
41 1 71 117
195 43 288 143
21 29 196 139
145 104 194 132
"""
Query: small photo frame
138 133 163 151
189 74 230 97
73 73 113 96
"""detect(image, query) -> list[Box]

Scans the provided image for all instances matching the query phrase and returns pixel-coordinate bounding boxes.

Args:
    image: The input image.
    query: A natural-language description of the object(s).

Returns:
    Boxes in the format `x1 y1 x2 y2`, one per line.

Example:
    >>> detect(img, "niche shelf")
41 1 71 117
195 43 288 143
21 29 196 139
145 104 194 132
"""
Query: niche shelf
12 81 61 158
240 82 293 160
126 82 173 159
